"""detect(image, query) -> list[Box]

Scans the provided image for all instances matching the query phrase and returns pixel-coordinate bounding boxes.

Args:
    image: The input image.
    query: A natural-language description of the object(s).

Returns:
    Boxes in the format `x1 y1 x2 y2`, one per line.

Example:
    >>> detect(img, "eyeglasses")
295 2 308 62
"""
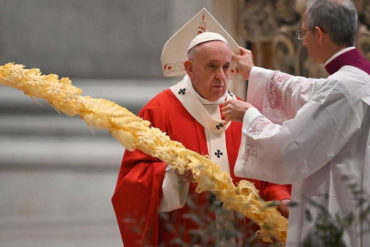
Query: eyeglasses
296 29 310 40
296 26 327 41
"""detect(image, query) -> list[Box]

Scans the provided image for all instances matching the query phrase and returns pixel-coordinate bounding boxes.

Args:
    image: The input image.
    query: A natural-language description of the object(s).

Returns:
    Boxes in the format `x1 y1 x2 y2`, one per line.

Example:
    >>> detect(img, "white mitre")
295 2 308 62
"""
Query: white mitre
161 8 240 78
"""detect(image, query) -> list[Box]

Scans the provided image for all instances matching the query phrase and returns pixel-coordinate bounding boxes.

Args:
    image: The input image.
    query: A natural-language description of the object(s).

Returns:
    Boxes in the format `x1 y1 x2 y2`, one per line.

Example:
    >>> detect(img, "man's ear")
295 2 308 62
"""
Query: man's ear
315 26 326 44
184 60 193 75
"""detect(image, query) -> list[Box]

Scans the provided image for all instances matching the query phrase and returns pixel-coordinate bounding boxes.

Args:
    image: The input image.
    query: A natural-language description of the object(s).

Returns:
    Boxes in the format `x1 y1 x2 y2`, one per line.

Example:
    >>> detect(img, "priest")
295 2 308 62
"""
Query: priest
112 9 291 247
222 1 370 246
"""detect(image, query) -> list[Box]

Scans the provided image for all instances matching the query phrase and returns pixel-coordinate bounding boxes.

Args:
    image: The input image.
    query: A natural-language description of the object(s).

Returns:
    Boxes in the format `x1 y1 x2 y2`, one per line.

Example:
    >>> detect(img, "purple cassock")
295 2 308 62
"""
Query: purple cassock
325 48 370 75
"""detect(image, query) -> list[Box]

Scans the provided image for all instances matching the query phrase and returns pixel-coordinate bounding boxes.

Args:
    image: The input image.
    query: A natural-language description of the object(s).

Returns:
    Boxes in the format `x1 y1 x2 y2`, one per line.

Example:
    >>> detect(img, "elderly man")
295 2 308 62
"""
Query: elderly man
223 0 370 246
112 10 291 247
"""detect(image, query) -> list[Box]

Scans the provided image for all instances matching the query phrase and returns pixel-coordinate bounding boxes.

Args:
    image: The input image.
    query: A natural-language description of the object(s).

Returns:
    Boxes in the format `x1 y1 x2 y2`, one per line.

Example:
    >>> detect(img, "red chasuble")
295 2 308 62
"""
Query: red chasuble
112 89 291 247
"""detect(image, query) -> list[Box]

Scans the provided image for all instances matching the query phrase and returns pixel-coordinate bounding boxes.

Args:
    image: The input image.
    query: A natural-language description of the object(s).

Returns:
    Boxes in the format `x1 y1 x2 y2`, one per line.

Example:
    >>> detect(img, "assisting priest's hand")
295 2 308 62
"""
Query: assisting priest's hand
222 99 253 122
232 47 255 80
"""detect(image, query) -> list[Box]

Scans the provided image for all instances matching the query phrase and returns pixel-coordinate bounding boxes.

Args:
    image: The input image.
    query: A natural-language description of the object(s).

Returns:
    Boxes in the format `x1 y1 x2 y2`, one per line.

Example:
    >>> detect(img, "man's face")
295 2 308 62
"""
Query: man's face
302 11 321 63
185 41 231 102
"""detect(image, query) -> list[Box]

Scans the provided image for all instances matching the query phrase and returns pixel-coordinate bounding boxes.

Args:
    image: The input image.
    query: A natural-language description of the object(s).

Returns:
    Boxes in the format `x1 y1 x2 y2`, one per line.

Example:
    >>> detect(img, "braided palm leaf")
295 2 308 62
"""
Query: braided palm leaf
0 63 288 243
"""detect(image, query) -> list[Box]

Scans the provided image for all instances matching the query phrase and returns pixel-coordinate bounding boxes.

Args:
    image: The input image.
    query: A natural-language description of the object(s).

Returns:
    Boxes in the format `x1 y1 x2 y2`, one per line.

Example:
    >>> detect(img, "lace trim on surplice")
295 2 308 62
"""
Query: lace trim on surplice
245 116 270 136
245 137 259 159
266 71 291 110
244 116 270 159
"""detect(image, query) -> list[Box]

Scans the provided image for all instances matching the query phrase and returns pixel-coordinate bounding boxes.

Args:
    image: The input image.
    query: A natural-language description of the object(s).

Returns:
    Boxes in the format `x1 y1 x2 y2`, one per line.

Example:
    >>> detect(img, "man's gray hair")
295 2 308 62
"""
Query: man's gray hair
306 0 358 46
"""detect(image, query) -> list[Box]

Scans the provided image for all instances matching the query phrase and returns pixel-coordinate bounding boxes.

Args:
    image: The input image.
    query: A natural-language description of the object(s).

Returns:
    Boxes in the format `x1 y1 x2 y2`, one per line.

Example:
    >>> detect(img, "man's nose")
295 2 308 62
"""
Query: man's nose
215 67 227 80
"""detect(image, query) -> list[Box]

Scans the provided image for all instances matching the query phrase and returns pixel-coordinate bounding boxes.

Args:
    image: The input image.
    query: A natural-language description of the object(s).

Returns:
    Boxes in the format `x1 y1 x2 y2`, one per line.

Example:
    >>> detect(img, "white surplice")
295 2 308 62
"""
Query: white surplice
235 66 370 247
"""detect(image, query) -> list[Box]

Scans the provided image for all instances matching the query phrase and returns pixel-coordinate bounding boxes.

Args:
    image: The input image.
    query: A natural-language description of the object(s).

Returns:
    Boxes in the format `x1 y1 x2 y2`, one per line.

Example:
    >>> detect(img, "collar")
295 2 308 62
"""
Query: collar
170 75 235 132
324 47 370 75
324 47 355 67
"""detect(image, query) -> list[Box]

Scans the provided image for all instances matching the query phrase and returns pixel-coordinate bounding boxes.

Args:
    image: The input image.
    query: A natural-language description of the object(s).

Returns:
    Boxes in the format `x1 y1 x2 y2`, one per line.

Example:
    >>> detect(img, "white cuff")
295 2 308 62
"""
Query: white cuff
249 67 274 85
159 166 189 212
242 107 262 133
247 67 274 107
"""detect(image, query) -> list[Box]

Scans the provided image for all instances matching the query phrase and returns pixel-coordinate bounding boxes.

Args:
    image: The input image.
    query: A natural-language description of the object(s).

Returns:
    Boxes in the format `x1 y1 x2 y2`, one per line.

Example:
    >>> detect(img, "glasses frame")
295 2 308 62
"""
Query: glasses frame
296 26 327 41
296 29 308 40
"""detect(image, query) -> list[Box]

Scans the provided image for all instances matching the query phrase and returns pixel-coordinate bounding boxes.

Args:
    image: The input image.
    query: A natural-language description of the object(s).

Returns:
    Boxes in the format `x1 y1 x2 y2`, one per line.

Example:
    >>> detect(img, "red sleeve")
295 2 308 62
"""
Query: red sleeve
261 183 292 201
111 95 168 247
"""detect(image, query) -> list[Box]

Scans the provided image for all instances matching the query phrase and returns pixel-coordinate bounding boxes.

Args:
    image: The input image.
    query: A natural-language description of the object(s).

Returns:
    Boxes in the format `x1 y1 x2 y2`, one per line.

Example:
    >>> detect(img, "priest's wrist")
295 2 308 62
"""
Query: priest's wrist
240 66 253 80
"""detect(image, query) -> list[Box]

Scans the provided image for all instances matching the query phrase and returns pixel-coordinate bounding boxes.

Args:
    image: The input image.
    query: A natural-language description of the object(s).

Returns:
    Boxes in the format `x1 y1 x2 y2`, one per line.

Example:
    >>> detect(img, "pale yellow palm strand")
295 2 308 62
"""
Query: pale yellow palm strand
0 63 287 243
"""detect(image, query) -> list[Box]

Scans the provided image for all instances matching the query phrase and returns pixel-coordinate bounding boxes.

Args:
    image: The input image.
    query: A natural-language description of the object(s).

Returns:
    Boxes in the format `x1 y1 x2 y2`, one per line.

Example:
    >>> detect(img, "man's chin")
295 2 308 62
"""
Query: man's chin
209 91 226 101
